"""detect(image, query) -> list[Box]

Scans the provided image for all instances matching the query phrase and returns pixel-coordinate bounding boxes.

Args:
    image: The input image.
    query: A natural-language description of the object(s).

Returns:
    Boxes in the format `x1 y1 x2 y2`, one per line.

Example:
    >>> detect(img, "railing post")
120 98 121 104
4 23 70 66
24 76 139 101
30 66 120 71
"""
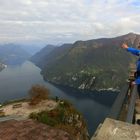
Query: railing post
126 86 137 123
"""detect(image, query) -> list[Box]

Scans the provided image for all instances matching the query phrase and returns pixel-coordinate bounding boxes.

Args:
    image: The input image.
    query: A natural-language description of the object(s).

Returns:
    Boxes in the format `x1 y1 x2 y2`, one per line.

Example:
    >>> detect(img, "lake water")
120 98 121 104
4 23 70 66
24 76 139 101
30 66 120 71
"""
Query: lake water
0 61 117 136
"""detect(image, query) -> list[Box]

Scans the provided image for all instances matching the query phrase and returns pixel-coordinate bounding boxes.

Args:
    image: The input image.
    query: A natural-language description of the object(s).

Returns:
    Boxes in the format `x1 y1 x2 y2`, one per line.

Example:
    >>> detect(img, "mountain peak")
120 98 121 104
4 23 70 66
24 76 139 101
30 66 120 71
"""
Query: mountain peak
119 32 137 38
127 32 135 35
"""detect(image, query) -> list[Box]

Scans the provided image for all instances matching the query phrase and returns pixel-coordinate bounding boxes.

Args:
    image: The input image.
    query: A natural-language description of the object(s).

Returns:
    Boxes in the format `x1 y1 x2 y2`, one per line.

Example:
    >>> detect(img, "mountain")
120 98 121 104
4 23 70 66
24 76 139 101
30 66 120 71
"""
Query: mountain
0 44 31 65
30 44 57 67
17 41 49 55
20 45 44 55
31 33 140 90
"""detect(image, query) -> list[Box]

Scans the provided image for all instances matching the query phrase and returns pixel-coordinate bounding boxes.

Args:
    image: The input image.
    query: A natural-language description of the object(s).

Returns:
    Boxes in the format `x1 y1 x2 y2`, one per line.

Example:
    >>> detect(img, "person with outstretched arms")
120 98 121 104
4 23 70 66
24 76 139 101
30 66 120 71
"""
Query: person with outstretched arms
121 43 140 98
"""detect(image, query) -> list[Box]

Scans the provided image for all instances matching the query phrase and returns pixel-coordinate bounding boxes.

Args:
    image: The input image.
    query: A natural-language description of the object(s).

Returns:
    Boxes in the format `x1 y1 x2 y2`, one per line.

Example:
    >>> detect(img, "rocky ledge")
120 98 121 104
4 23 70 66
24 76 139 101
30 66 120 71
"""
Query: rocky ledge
0 119 73 140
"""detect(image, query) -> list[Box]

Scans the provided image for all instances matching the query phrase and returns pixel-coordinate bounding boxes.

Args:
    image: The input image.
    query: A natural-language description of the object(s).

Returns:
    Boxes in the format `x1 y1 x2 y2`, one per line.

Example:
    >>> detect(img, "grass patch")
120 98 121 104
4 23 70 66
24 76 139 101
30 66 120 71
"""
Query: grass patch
29 99 87 138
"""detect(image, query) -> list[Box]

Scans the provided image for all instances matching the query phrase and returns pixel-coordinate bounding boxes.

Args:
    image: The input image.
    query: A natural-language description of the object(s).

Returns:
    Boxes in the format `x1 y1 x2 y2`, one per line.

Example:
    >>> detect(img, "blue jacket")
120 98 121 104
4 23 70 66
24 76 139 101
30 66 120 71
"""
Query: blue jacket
127 47 140 84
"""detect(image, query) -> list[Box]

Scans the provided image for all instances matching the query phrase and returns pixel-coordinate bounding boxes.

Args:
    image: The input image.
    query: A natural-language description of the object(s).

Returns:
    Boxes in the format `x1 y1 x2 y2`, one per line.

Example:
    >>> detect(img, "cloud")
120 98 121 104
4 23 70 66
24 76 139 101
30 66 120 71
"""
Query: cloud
0 0 140 44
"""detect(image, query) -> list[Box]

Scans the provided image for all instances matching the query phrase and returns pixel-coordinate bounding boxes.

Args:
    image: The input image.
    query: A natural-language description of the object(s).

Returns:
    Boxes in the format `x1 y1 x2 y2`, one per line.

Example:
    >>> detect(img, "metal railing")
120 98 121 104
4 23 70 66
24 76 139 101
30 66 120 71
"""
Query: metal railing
108 84 130 120
108 82 138 123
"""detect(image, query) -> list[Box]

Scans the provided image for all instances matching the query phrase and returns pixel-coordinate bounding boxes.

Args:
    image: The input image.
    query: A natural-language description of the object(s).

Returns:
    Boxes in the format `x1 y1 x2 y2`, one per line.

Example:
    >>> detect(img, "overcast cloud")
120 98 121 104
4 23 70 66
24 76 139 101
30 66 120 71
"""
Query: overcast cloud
0 0 140 44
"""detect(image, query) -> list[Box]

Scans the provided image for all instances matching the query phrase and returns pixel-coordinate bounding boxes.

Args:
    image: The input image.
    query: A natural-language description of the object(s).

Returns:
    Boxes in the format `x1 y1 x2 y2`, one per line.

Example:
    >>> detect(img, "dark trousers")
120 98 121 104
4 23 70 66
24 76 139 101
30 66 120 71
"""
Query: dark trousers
137 84 140 98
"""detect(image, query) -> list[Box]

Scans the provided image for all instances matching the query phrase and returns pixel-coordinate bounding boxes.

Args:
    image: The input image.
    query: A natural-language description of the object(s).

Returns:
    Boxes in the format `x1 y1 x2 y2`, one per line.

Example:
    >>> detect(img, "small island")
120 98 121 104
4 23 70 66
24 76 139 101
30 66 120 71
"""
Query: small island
0 63 7 72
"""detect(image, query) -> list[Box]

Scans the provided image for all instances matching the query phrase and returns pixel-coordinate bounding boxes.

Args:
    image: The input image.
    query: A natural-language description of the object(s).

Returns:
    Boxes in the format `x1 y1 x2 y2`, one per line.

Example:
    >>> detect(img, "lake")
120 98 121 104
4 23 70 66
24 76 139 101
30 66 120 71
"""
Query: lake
0 61 117 136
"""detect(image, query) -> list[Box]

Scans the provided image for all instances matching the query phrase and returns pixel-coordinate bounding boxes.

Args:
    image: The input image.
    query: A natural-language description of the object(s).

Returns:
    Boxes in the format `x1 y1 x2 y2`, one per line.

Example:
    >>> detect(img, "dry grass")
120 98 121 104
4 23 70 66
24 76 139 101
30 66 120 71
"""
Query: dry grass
1 100 58 118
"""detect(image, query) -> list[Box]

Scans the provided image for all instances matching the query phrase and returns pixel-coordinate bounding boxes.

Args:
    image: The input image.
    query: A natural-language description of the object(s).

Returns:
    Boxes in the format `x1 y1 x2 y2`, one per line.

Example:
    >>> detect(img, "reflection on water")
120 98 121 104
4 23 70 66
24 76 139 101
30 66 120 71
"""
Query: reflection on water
0 61 117 136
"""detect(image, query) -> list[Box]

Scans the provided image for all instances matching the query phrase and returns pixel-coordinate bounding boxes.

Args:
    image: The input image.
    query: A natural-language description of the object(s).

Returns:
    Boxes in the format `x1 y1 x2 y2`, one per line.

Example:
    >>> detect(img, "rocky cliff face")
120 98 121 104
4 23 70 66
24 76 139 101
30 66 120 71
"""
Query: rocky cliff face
31 33 140 90
29 99 89 140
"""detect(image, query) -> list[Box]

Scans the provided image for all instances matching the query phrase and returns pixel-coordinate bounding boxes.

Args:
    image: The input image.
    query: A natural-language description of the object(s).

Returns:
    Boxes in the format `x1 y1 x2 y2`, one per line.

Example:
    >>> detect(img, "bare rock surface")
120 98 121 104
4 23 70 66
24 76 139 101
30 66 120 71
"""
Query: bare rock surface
0 119 73 140
91 118 140 140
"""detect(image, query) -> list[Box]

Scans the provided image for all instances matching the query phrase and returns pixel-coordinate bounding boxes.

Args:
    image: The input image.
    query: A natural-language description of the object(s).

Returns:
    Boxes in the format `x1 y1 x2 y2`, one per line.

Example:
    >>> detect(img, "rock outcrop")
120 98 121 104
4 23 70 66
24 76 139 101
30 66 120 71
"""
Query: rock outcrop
0 119 73 140
91 118 140 140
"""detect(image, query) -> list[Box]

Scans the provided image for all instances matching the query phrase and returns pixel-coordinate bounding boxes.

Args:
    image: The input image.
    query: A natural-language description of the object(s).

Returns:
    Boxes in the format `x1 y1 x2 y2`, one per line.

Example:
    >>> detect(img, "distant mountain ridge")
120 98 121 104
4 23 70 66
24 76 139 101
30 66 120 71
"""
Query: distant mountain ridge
31 33 140 90
0 44 31 65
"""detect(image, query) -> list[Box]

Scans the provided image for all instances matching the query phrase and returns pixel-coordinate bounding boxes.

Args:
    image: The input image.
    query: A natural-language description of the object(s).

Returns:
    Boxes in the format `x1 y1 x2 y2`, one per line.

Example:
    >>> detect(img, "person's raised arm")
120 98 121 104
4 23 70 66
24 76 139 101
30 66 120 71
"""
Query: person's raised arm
121 43 128 49
121 43 140 56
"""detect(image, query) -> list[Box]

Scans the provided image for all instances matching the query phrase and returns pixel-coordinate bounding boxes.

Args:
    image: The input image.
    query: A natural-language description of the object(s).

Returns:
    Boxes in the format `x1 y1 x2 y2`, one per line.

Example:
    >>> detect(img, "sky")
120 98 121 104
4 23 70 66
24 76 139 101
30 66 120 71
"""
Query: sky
0 0 140 45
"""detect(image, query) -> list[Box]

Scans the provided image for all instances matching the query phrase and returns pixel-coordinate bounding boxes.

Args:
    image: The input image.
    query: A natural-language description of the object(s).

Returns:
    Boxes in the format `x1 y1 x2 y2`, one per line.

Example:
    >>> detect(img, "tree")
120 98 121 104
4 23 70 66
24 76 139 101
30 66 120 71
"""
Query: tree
29 84 50 105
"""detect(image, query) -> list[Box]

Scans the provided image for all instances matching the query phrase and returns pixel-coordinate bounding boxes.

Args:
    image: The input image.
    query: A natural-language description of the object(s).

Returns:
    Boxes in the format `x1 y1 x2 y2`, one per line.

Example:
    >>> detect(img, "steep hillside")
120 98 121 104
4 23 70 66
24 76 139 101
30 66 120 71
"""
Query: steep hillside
30 44 57 67
0 44 31 65
31 33 140 90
